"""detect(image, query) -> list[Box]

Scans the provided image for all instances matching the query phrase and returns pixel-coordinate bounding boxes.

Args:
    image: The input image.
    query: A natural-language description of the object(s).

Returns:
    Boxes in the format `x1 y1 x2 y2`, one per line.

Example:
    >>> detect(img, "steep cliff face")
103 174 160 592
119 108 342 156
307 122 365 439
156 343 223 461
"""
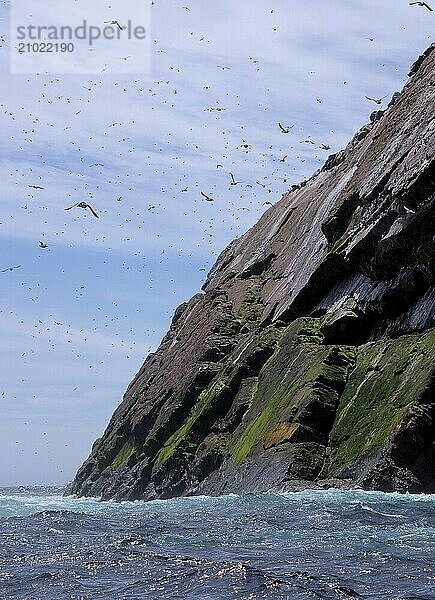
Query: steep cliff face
71 46 435 500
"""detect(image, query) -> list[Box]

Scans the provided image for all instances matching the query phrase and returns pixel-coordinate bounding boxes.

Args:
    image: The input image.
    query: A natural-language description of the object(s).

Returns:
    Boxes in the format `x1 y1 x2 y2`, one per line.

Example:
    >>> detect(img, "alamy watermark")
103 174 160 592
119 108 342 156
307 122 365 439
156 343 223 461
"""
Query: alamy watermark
11 0 151 74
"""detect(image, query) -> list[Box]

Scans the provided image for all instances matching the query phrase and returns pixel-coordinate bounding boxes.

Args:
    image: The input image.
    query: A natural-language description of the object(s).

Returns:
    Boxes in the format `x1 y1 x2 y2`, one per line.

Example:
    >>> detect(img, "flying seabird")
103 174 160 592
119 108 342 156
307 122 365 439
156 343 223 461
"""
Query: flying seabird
2 265 21 272
280 155 288 162
38 241 48 248
229 173 239 186
319 143 331 150
365 95 388 105
104 20 124 30
256 181 272 193
263 201 274 206
278 122 293 134
200 191 214 202
28 185 44 189
409 1 433 10
64 202 99 218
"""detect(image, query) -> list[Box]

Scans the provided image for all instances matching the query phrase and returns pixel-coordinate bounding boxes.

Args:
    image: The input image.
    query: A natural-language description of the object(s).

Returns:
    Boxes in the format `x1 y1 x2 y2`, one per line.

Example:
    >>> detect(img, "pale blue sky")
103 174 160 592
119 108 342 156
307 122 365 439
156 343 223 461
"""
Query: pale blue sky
0 0 433 486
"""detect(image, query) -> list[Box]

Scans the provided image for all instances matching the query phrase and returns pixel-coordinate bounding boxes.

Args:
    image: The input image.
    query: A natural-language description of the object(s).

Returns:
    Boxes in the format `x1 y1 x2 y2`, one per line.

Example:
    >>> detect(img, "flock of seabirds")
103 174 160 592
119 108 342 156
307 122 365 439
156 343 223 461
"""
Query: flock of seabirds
2 1 433 274
0 0 433 476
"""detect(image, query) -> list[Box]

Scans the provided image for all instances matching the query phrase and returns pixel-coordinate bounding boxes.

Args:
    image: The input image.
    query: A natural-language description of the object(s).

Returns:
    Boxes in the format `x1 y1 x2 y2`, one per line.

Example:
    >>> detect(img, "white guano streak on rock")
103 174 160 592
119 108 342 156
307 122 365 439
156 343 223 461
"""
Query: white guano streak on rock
267 165 358 318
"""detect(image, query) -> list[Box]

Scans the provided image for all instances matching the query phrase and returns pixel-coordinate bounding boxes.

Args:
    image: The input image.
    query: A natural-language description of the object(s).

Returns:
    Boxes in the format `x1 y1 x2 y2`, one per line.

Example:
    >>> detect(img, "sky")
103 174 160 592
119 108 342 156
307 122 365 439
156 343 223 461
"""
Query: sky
0 0 433 487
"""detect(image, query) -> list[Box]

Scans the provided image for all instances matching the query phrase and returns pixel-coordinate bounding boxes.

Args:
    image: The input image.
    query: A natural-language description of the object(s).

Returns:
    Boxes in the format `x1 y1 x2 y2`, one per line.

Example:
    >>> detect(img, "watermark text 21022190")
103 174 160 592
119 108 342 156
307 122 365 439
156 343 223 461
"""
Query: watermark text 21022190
11 0 151 74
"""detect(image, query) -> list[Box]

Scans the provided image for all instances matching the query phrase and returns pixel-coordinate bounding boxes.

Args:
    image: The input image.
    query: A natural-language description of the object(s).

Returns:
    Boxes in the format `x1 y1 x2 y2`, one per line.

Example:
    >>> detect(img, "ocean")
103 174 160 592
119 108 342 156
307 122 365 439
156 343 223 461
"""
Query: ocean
0 486 434 599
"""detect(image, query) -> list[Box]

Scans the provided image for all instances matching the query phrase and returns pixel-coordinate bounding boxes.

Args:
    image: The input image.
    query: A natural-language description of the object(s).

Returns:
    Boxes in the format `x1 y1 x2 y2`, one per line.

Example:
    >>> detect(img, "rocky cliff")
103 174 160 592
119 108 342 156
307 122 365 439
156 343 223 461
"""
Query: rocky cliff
71 46 435 500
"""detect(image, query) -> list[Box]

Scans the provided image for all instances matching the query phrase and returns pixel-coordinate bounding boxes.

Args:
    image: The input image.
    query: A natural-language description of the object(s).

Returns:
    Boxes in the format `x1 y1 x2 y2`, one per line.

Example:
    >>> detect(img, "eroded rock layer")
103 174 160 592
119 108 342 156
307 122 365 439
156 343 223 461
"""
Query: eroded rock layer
71 46 435 500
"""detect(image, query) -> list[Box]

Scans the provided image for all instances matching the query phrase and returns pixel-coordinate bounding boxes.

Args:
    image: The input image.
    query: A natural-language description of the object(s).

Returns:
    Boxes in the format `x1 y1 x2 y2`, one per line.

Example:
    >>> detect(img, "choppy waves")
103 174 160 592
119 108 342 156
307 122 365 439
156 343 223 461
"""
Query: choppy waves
1 487 434 599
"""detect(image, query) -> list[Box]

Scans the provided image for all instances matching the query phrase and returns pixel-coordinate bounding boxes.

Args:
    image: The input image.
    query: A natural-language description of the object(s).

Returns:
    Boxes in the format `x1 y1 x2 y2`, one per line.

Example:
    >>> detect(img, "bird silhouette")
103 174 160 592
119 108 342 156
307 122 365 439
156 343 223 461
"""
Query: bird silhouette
64 202 99 218
104 20 124 30
38 241 48 248
365 95 388 105
2 265 21 272
409 1 433 10
28 185 44 190
278 122 293 134
229 173 239 186
200 191 214 202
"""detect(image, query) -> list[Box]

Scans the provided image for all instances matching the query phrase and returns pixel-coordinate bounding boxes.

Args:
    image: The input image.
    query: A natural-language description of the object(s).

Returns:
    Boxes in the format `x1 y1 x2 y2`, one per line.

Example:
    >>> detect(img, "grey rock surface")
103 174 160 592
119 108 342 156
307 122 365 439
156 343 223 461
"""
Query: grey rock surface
70 45 435 501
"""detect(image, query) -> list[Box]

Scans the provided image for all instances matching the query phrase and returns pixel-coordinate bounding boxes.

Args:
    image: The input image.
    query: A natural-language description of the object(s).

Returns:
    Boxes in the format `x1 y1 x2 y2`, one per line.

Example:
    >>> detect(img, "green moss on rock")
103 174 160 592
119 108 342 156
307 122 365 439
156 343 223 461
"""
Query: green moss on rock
110 439 135 471
327 328 435 473
231 318 356 464
92 432 130 474
154 379 227 468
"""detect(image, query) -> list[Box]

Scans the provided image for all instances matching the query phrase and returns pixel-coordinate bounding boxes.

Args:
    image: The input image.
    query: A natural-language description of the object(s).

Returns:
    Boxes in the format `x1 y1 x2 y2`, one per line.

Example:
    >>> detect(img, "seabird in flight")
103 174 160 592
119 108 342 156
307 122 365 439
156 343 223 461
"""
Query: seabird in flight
2 265 21 272
278 122 294 134
64 202 99 218
104 20 124 30
200 191 214 202
409 1 433 10
229 173 239 186
365 95 388 105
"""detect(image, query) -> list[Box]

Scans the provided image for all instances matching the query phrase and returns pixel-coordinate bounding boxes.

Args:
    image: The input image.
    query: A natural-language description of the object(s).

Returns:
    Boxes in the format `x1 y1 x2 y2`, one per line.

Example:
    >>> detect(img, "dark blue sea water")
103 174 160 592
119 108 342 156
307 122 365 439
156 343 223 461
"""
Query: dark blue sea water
0 487 434 599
